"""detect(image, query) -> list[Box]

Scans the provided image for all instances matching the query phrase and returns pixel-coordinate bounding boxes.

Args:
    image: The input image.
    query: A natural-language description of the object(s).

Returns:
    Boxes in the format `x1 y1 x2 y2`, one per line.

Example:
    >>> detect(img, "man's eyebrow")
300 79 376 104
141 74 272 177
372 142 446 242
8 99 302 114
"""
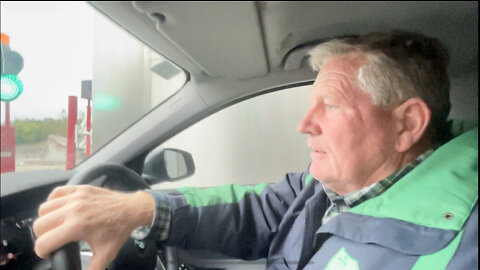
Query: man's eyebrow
310 90 343 103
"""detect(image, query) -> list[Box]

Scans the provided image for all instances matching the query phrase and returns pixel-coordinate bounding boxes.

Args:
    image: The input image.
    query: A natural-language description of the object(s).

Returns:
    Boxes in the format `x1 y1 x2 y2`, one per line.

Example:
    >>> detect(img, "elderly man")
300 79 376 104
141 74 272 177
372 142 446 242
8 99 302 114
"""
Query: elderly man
33 30 478 270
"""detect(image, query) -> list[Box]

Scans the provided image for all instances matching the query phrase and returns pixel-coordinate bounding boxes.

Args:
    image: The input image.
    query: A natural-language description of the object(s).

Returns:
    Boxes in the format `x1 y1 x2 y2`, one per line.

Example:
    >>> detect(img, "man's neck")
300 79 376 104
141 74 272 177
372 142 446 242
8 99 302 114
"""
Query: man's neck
327 144 431 195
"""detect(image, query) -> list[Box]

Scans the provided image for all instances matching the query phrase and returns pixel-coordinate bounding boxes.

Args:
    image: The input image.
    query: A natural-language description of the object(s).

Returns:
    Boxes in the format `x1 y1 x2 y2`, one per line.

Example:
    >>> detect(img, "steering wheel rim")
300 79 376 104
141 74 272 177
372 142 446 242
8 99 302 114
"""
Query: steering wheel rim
50 163 154 270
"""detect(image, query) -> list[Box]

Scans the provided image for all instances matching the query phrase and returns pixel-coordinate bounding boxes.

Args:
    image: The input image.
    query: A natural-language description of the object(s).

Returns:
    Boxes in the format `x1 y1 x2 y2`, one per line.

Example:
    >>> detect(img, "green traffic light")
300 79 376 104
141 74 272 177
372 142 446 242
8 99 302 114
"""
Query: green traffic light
1 74 23 102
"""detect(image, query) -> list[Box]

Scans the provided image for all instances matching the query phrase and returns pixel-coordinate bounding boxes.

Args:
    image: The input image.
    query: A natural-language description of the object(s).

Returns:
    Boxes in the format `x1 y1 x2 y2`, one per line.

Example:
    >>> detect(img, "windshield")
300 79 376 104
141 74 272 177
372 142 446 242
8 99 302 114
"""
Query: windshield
0 1 187 174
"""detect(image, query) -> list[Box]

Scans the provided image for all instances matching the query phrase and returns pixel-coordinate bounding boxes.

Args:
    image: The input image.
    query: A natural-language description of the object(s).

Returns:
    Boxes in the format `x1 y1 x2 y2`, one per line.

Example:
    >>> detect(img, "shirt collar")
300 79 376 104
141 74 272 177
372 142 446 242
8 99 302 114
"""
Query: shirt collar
322 149 434 208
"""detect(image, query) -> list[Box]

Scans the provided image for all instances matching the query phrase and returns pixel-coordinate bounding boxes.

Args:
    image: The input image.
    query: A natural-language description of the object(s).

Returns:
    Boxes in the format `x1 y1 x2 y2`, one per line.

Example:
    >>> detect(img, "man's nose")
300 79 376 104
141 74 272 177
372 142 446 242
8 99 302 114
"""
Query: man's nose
297 107 321 135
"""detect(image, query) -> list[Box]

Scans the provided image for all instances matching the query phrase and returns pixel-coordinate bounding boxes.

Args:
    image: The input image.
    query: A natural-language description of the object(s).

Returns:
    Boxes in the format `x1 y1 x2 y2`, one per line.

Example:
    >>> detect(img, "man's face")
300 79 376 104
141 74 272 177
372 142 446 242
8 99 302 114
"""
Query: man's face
297 54 398 194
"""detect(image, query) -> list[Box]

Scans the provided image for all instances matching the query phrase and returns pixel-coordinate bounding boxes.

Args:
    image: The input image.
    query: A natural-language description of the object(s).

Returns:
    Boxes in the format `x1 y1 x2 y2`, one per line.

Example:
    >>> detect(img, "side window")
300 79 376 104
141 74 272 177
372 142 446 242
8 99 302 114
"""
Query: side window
154 85 312 189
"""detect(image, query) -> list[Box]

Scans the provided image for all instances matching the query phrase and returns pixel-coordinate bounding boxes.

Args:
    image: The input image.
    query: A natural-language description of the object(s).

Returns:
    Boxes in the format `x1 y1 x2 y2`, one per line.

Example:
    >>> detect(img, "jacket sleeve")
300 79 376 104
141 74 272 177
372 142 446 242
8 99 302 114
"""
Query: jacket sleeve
161 170 311 260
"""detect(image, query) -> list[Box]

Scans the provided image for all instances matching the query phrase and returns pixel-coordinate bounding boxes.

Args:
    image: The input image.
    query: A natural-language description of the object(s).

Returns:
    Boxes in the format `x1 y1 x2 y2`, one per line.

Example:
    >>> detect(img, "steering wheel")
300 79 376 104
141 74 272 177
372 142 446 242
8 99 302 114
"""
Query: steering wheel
49 163 159 270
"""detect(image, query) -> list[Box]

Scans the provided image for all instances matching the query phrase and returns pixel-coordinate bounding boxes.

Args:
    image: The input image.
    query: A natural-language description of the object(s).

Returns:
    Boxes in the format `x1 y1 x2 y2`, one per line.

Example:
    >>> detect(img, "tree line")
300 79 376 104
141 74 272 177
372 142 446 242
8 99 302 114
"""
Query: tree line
13 117 69 145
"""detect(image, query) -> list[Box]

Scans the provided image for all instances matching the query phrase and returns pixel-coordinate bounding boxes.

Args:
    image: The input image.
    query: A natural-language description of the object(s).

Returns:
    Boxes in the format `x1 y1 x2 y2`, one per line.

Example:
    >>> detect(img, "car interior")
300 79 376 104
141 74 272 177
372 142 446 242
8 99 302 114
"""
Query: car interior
0 2 477 270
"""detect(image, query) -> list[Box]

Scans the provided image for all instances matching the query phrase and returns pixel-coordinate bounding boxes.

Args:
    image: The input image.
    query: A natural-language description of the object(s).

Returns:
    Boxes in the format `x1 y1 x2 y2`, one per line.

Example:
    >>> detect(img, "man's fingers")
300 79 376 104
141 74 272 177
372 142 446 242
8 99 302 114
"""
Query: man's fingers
33 206 67 238
34 222 81 259
88 243 121 270
38 196 69 217
47 186 79 201
87 251 112 270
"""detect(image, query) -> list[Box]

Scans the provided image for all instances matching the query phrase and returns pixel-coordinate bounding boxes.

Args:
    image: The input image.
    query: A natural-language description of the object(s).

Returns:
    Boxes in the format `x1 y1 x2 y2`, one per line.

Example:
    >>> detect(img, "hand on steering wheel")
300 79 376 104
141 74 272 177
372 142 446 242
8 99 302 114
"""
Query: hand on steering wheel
33 163 156 270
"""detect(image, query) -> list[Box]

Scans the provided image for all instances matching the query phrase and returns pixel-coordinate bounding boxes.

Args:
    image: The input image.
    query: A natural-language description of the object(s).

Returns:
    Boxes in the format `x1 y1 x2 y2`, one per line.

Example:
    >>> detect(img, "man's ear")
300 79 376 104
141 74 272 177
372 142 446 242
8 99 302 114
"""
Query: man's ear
393 98 431 152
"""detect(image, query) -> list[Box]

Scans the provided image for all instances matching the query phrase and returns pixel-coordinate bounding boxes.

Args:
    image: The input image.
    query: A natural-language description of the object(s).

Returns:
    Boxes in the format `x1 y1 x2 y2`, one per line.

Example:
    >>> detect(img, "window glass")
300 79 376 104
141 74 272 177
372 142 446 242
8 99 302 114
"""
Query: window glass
154 85 312 190
0 2 186 174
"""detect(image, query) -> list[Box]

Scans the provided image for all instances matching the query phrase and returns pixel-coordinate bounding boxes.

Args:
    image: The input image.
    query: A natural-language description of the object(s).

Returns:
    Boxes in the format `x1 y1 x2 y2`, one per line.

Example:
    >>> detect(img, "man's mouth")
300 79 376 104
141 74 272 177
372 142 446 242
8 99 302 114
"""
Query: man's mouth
310 150 326 159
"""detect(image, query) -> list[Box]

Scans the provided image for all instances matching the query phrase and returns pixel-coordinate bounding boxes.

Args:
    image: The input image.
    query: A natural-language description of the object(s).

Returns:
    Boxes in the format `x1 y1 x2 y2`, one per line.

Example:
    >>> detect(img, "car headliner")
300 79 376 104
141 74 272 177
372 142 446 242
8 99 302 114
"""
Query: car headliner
90 2 477 81
76 1 477 171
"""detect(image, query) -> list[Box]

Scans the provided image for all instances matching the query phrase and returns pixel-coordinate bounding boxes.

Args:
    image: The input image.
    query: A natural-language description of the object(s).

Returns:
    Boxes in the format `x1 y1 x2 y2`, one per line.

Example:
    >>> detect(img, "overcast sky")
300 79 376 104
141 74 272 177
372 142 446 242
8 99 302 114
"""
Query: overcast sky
1 1 93 121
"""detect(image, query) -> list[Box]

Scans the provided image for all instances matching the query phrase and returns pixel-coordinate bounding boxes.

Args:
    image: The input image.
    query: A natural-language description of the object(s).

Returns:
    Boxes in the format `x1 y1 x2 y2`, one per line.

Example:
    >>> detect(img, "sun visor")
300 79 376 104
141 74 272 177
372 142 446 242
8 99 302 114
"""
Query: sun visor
132 2 268 80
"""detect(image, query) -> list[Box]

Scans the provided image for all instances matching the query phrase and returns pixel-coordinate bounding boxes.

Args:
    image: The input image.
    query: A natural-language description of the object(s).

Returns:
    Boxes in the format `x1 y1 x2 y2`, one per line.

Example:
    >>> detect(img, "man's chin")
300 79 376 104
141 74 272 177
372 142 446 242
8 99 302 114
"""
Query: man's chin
308 163 331 181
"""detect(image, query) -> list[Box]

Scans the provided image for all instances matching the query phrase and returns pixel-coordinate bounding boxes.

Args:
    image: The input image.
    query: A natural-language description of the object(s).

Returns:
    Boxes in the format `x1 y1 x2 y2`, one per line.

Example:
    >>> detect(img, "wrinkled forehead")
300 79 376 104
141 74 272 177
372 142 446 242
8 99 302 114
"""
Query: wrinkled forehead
310 53 367 99
317 53 366 82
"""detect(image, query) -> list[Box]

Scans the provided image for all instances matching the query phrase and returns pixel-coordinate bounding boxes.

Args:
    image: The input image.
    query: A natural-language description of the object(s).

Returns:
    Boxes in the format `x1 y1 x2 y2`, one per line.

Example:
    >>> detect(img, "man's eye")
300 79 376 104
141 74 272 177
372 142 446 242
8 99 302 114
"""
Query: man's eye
326 104 336 110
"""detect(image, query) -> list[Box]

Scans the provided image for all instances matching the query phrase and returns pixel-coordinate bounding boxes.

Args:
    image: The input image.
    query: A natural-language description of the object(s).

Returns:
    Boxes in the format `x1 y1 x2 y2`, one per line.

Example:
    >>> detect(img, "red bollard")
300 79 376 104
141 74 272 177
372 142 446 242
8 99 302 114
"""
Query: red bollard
1 102 16 173
86 99 91 157
66 96 77 169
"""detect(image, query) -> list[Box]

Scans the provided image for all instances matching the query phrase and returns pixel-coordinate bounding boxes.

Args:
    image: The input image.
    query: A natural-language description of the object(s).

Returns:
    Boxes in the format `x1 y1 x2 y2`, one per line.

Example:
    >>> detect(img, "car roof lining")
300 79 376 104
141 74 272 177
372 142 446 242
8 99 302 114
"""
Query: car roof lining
131 2 269 80
90 2 478 80
260 2 478 74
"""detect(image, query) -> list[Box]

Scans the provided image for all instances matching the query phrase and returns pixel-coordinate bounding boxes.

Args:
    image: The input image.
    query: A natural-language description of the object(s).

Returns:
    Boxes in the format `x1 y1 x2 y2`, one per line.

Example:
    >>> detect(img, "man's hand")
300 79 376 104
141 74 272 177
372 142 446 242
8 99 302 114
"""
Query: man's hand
33 185 155 270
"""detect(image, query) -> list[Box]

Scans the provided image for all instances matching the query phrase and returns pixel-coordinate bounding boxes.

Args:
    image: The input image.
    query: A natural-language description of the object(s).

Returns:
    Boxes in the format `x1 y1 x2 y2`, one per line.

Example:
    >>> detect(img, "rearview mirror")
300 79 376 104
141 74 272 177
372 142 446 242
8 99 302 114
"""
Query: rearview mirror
141 148 195 185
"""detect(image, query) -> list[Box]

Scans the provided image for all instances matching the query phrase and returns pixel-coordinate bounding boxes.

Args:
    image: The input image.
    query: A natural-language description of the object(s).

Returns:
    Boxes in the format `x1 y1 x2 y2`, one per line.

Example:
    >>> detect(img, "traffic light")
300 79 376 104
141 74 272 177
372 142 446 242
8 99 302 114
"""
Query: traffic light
1 33 24 102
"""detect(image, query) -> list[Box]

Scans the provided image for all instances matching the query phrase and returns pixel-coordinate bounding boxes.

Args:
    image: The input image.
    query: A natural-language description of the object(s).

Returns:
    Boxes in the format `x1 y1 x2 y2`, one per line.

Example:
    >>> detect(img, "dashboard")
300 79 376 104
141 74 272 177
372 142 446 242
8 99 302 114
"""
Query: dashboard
1 213 37 269
1 170 71 269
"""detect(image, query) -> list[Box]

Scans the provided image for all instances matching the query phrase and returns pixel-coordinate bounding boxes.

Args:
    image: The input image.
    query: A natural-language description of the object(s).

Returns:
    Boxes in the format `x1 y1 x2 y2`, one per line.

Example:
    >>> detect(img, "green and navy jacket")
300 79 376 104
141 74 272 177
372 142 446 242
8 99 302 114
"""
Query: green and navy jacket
160 128 478 269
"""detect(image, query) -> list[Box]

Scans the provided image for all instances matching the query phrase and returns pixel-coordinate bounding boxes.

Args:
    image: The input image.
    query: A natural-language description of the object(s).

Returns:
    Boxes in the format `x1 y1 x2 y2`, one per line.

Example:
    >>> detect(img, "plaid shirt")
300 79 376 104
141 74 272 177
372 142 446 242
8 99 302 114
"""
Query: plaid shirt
322 149 434 224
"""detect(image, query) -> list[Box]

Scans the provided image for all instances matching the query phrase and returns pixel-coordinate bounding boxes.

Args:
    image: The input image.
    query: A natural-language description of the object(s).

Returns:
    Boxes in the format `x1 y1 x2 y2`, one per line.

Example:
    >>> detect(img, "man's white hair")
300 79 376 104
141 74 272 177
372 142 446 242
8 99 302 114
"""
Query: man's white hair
309 40 415 108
